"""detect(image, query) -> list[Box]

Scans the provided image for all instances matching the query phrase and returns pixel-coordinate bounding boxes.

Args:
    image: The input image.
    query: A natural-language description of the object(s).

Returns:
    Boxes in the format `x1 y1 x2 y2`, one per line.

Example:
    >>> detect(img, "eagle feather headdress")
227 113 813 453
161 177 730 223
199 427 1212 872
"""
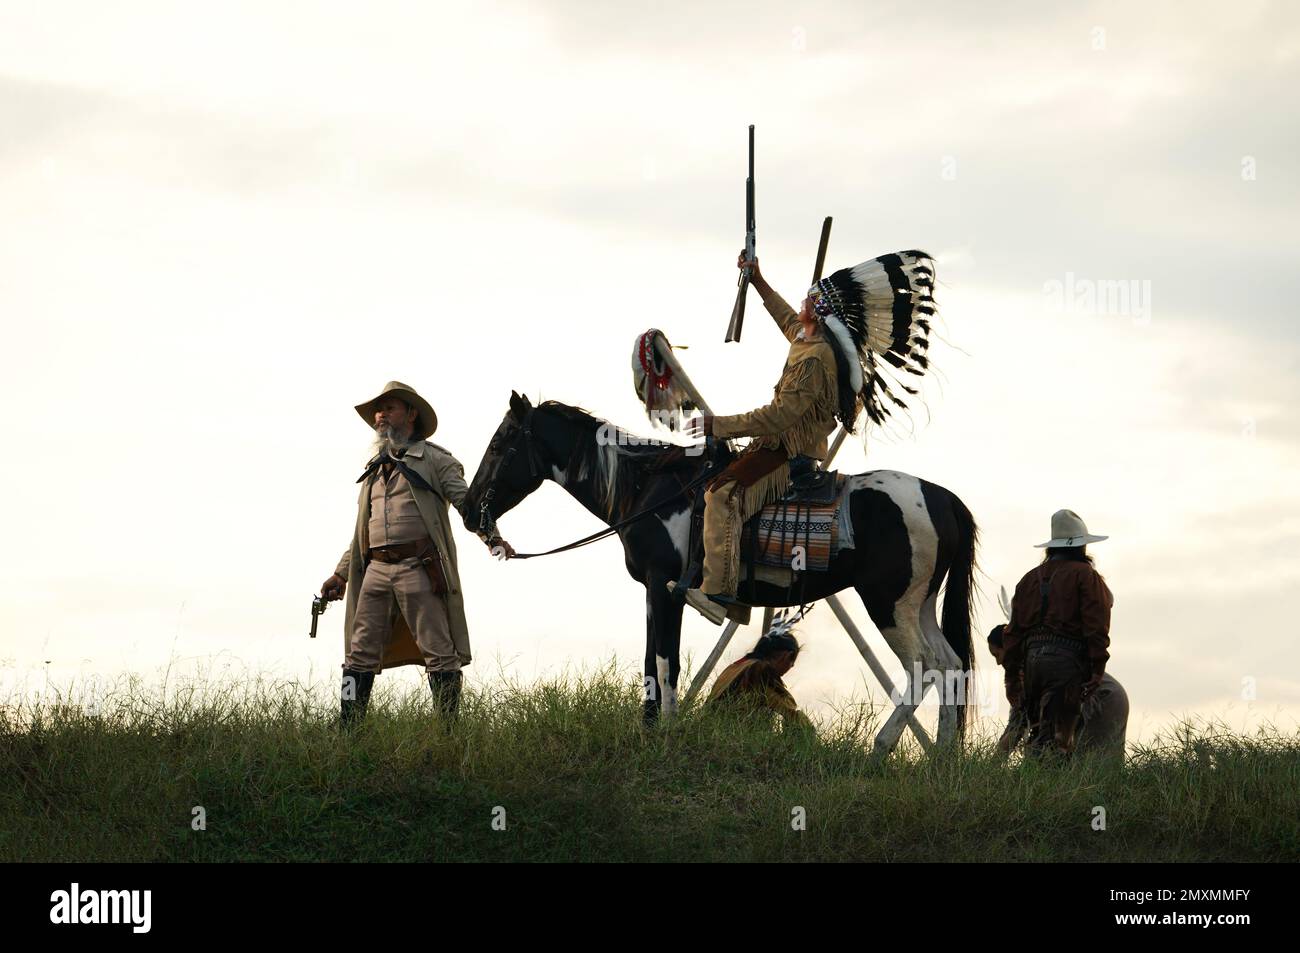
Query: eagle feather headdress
811 249 937 432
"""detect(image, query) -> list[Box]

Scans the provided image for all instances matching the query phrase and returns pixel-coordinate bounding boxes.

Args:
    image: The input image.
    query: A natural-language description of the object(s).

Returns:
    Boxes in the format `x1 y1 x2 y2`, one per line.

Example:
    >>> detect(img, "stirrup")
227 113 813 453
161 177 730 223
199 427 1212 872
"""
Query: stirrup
666 581 726 626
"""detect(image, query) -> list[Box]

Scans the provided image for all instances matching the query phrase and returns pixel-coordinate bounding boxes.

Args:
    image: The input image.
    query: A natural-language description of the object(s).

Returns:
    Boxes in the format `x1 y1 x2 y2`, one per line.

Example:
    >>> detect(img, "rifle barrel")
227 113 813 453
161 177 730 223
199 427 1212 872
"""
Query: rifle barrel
746 124 754 227
726 125 756 343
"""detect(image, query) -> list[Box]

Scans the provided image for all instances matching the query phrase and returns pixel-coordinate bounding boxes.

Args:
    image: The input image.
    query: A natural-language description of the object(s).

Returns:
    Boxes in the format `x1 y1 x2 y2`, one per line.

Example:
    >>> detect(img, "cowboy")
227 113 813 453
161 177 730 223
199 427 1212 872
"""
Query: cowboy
678 254 844 624
1000 510 1115 757
680 247 937 625
319 381 514 728
988 624 1128 760
707 629 813 732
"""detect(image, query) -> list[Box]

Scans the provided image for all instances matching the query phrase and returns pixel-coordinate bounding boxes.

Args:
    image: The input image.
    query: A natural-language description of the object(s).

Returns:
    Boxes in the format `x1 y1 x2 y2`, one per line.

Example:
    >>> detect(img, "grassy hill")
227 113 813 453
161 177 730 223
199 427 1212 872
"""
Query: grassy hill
3 669 1297 862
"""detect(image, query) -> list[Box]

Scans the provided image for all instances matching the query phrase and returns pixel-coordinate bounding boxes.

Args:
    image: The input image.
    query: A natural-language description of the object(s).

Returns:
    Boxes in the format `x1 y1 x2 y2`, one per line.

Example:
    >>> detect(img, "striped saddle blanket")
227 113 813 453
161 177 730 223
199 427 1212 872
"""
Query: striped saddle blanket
740 498 840 573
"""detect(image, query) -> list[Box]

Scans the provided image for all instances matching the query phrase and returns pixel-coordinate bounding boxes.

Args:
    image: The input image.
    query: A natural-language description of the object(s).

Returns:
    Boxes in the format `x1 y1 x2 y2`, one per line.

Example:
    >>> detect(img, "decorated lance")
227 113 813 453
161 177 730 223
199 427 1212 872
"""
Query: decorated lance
724 124 755 343
812 215 833 286
632 328 713 420
652 336 712 415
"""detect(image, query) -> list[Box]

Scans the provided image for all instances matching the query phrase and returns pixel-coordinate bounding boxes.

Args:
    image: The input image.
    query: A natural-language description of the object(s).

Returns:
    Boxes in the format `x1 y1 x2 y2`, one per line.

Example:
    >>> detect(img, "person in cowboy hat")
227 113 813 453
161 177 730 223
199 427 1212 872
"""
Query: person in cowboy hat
1000 509 1115 757
679 248 938 625
319 381 514 728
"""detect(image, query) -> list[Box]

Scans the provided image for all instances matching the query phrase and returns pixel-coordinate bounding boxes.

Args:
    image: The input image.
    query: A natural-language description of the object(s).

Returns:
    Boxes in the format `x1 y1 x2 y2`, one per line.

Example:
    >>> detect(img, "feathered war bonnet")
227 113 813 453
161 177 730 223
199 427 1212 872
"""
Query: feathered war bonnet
808 250 937 432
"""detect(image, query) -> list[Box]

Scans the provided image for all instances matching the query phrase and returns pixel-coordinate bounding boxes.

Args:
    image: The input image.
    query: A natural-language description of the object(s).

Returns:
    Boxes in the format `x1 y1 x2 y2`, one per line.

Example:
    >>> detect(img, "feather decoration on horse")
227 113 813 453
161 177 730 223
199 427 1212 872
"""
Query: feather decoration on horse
810 250 937 431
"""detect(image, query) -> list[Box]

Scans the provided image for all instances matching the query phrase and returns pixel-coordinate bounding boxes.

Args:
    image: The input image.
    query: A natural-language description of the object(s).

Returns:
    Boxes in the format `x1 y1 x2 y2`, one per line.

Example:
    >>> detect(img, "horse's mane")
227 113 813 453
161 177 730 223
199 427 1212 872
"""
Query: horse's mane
536 400 704 519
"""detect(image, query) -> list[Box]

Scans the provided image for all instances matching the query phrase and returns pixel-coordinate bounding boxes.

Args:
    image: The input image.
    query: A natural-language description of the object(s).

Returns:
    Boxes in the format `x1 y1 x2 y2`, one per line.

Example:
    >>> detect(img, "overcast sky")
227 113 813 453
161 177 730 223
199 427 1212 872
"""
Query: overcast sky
2 0 1298 744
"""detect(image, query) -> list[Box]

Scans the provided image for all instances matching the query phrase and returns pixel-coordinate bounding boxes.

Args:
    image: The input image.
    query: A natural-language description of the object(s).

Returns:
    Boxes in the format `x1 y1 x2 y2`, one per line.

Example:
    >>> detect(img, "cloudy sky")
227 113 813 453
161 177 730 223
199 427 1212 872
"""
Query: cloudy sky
2 0 1297 744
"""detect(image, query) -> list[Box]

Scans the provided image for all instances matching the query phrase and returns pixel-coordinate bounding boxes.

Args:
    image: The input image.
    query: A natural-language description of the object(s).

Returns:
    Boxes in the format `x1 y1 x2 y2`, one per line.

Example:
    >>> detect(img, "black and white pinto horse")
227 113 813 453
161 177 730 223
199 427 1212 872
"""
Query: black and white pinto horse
465 393 979 754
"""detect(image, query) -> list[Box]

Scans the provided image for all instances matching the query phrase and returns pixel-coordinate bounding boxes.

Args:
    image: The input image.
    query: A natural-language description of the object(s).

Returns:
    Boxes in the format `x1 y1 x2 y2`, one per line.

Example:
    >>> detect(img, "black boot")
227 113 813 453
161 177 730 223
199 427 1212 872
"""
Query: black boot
340 669 375 729
427 670 463 725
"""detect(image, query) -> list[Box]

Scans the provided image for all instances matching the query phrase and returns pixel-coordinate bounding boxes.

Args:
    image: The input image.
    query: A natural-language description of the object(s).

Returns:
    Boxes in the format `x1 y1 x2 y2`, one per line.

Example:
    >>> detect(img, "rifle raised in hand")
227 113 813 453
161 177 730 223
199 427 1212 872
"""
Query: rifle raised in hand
725 124 755 343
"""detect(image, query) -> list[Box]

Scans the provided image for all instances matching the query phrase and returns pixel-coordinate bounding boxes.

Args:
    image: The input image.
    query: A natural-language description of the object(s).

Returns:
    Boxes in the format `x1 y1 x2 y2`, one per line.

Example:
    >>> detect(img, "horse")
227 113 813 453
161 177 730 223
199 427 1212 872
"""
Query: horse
464 391 979 754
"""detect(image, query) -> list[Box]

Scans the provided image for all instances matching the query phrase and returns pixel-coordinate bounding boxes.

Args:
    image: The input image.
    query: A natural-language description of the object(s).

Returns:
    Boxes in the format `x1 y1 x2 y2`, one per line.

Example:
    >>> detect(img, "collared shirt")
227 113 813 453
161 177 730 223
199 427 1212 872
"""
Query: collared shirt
366 447 428 548
336 439 485 580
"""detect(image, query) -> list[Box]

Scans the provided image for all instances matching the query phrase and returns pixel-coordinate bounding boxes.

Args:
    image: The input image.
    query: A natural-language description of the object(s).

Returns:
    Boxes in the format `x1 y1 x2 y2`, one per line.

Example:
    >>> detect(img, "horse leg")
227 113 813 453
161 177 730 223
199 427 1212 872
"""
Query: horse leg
648 573 684 718
642 590 661 725
862 588 945 756
921 592 964 748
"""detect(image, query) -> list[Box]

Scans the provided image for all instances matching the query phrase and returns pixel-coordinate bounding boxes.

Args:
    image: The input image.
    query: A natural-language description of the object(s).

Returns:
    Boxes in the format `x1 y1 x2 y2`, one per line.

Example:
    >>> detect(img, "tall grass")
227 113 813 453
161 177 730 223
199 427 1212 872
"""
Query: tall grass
2 668 1297 862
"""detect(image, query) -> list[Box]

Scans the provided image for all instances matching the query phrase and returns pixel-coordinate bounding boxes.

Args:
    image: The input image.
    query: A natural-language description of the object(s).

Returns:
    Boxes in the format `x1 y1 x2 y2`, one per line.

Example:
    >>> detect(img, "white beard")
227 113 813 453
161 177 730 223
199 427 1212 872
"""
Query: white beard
372 426 414 457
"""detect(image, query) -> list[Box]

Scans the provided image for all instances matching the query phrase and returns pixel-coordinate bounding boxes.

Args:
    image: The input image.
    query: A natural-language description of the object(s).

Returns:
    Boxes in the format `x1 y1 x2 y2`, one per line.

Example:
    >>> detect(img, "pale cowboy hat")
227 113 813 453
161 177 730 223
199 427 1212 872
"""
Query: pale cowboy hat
354 381 438 441
1034 509 1109 548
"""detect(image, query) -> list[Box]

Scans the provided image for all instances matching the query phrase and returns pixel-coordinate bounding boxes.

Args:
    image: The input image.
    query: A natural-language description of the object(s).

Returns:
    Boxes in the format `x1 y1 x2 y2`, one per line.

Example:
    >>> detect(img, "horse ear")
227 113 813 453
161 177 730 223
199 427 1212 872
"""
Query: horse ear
509 390 531 419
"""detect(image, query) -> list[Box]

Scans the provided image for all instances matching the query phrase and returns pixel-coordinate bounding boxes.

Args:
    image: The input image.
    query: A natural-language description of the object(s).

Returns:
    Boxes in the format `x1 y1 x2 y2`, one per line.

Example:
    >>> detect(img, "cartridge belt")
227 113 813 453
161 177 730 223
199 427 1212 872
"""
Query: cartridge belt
367 538 434 563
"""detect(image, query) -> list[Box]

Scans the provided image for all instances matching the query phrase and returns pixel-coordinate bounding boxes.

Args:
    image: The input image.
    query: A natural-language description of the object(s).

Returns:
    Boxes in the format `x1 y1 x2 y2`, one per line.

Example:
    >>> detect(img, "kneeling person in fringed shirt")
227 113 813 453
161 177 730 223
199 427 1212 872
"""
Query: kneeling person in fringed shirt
707 630 813 732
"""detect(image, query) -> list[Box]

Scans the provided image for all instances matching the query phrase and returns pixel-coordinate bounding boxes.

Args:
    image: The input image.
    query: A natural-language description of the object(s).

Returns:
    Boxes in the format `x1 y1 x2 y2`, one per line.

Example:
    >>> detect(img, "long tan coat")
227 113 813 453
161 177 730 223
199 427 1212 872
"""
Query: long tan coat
334 441 474 670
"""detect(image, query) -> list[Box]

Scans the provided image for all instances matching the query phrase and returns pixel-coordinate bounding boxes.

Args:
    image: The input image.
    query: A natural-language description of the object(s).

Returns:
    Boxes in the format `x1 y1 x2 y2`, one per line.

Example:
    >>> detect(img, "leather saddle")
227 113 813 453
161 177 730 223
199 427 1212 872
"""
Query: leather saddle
674 452 839 594
781 454 839 504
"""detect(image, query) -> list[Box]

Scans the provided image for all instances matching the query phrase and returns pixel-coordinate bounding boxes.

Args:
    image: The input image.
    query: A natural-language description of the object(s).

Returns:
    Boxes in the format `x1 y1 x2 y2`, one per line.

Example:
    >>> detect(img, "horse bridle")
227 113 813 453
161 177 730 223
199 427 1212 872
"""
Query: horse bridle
477 406 543 536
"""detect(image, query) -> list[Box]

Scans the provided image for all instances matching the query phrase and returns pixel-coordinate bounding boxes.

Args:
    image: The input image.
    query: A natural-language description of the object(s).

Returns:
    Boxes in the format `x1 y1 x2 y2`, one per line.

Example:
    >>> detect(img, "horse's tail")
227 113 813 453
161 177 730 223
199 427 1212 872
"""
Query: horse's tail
941 491 979 736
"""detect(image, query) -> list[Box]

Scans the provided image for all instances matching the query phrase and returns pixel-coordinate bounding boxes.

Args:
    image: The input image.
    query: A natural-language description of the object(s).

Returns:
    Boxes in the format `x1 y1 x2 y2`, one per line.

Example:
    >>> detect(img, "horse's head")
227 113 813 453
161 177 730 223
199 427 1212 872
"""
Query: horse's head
464 391 548 534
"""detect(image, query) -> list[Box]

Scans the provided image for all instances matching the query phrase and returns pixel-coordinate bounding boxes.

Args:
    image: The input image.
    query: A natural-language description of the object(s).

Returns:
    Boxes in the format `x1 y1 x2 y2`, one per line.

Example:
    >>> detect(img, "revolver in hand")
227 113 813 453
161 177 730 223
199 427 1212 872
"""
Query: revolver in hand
309 594 328 639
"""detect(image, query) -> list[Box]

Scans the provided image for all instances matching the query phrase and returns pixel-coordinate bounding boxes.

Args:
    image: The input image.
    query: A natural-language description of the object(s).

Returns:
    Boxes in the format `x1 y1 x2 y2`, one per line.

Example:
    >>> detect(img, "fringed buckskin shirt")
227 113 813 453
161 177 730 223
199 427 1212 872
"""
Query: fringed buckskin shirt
707 656 805 724
710 284 840 460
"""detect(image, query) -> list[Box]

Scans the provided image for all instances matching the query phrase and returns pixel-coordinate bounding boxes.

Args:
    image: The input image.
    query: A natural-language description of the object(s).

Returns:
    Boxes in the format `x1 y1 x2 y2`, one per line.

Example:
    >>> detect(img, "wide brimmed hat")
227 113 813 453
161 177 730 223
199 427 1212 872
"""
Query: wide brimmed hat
354 381 438 440
1034 508 1108 548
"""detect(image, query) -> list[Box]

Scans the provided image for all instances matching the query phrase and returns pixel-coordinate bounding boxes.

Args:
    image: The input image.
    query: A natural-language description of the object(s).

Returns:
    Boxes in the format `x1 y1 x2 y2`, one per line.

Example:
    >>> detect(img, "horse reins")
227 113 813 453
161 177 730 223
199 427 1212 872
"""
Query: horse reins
477 406 718 560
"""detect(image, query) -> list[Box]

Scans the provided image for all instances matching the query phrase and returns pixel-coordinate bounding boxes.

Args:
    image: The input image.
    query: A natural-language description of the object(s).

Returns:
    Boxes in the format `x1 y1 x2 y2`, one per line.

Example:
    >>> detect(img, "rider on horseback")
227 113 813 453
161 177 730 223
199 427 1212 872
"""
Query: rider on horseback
680 248 938 625
680 253 843 624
